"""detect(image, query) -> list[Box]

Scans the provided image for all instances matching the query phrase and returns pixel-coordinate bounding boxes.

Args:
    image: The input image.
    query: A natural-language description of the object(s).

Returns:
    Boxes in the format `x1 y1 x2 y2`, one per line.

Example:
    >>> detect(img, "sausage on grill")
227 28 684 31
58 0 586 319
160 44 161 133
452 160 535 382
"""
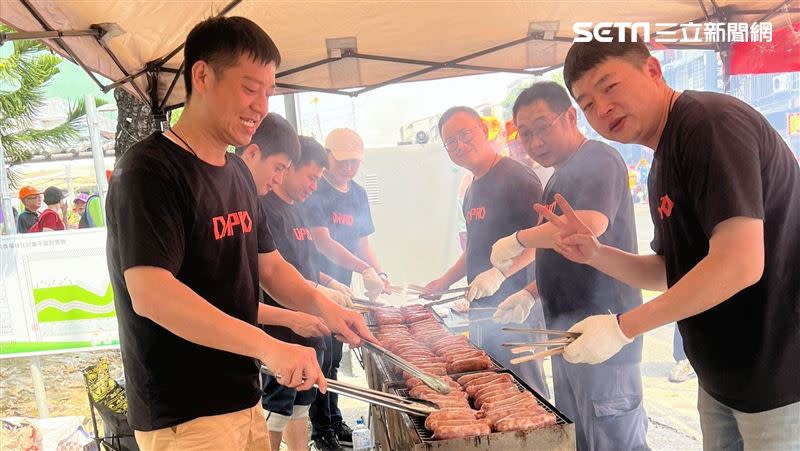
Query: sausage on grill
493 412 557 432
433 424 492 440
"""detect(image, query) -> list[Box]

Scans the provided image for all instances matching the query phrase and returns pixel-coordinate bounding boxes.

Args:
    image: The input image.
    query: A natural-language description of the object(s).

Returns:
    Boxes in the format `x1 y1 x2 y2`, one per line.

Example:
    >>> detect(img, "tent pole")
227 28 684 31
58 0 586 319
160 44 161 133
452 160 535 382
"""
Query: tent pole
284 94 299 130
0 134 17 235
85 95 109 210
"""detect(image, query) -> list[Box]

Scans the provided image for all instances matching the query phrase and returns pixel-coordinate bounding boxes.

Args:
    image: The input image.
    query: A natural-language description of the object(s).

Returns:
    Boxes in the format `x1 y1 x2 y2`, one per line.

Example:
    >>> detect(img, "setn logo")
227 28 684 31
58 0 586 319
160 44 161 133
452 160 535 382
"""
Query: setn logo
573 22 651 42
212 211 253 240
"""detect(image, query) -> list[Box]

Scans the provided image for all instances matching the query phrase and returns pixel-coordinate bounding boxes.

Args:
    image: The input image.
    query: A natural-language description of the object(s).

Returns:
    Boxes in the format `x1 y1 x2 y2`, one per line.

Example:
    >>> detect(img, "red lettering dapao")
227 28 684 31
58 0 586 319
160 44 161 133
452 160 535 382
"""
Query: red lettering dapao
466 207 486 223
293 227 313 241
332 212 354 226
212 211 253 240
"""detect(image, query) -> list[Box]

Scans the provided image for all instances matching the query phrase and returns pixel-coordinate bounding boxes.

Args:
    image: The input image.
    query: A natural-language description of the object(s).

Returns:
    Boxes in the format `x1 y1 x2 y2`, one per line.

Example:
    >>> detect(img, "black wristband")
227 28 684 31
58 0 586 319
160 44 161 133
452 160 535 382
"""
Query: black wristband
378 272 388 278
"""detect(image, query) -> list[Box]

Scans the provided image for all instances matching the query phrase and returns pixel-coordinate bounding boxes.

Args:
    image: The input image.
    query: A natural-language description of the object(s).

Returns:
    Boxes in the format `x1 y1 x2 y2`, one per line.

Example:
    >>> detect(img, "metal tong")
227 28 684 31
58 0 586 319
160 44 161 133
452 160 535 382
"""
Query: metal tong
501 328 581 364
361 341 452 395
260 366 437 417
350 297 387 309
416 292 468 309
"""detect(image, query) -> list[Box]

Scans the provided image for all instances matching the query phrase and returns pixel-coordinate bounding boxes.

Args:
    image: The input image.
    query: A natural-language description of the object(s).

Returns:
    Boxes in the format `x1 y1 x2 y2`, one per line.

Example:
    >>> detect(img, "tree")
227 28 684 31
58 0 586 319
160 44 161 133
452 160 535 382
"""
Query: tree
0 25 105 187
113 88 157 159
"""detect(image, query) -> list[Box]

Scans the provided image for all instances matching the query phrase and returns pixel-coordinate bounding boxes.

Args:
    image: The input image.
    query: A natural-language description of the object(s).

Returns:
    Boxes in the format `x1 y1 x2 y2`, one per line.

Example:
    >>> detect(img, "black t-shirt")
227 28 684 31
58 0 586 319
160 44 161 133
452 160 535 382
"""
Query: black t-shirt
463 157 542 307
259 191 322 346
17 209 38 233
106 133 277 431
649 90 800 412
304 177 375 285
536 141 643 364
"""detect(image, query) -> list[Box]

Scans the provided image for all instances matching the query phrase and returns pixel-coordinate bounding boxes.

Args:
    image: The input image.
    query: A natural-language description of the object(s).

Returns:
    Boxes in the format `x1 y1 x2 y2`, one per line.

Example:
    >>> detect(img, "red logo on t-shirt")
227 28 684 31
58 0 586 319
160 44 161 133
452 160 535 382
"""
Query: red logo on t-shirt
536 201 557 226
211 211 253 240
658 195 674 220
293 227 313 241
332 212 354 226
466 207 486 223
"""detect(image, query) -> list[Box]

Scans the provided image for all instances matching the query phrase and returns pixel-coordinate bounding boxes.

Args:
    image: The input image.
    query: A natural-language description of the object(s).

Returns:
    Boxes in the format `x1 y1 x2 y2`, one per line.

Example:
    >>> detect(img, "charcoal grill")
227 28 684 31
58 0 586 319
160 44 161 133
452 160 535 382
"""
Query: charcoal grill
363 308 576 450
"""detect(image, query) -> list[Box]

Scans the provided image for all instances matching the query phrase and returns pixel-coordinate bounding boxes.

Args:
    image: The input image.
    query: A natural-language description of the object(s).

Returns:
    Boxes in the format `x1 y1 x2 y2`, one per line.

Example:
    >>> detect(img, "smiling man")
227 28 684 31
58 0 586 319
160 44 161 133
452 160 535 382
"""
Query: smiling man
538 28 799 450
422 106 549 397
490 81 647 450
106 17 375 451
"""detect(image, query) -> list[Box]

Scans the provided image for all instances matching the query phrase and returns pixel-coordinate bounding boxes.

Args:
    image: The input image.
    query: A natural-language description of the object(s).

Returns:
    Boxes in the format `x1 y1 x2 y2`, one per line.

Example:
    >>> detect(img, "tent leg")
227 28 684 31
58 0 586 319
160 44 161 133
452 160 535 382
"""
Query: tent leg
85 95 109 210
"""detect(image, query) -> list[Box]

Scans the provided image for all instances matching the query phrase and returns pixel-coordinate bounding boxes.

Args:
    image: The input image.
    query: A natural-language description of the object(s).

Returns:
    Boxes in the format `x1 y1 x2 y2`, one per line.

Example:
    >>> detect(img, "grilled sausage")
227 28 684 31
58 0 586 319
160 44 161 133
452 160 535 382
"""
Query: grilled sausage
424 409 477 429
494 412 557 432
434 423 492 440
427 418 491 431
448 357 493 374
463 373 512 389
480 392 536 411
456 372 497 386
465 377 515 396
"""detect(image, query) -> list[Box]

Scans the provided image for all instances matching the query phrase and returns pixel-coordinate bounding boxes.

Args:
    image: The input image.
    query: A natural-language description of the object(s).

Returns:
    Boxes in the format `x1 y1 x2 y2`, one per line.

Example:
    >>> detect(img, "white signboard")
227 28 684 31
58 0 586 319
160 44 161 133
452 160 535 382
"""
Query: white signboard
0 228 118 358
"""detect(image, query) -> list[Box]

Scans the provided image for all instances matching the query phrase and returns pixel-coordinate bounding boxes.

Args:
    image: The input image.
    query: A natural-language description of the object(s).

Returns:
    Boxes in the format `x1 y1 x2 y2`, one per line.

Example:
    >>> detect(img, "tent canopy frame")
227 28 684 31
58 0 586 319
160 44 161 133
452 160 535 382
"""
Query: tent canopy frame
0 0 797 120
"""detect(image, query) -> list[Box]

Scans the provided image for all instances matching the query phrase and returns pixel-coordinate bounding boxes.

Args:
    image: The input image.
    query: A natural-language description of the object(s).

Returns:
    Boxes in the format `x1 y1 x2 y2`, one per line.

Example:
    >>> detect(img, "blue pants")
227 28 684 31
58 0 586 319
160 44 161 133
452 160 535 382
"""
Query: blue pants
552 357 649 451
673 324 687 361
309 334 343 438
698 386 800 451
469 299 550 399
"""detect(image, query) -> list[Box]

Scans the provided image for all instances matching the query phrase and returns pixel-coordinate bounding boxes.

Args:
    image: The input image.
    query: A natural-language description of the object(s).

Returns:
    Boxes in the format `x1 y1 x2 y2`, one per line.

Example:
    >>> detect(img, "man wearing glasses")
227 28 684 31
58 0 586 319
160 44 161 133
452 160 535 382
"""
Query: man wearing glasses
17 186 43 233
490 82 647 450
423 106 549 397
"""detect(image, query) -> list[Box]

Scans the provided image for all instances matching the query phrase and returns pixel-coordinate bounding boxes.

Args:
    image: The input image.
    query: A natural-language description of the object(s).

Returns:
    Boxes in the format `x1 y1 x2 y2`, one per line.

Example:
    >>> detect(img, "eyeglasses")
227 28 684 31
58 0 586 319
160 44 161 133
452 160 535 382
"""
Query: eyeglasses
443 126 480 152
517 111 566 142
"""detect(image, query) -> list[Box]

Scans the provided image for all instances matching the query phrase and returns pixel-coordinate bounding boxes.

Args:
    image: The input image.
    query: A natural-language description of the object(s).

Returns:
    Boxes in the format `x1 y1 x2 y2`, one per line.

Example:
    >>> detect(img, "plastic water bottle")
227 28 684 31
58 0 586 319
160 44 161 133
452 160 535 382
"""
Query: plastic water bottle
352 417 373 451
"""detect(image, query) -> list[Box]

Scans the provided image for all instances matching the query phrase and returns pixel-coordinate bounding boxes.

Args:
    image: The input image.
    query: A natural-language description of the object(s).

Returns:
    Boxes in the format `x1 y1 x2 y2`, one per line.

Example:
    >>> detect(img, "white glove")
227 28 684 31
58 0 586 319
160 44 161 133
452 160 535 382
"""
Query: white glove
466 267 505 303
326 278 353 297
452 299 470 313
490 232 525 274
361 267 383 300
492 289 535 324
563 314 633 364
317 284 354 308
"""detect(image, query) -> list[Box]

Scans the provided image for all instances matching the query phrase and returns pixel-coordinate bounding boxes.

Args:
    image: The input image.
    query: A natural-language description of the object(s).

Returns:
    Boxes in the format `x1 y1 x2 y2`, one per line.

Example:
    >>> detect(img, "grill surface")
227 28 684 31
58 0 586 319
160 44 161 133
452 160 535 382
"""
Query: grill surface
364 308 576 450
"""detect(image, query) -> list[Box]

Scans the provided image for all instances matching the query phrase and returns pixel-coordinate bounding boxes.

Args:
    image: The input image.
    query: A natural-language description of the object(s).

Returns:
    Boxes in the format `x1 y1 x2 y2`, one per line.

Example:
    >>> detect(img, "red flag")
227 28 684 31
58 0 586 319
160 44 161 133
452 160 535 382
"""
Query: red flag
730 23 800 75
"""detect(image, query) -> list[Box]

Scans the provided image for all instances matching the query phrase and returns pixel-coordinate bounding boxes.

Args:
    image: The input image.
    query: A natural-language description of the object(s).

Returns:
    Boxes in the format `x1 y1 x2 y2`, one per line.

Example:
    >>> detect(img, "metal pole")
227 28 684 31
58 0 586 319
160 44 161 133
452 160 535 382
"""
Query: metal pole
283 94 298 130
0 134 17 235
85 95 108 208
30 356 49 417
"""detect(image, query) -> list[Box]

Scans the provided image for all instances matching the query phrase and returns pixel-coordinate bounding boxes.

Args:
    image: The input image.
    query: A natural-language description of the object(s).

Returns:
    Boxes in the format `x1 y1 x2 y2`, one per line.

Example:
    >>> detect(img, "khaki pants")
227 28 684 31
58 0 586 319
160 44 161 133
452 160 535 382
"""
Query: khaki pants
134 402 269 451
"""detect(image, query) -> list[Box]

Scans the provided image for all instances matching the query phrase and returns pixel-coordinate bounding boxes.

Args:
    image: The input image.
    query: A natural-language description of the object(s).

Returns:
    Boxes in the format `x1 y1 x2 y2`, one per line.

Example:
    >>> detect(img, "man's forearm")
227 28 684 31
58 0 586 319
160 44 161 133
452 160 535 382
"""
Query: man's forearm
503 248 536 277
260 257 329 316
441 252 467 286
518 211 609 250
619 217 764 338
315 234 369 272
125 267 275 361
356 237 383 274
592 246 667 291
620 249 757 337
258 303 302 327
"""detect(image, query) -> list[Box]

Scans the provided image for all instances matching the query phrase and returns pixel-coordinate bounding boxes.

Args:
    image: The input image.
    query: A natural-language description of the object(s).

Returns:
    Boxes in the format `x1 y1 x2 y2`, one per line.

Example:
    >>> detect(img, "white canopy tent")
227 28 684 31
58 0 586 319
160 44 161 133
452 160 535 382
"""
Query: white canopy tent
2 0 797 119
